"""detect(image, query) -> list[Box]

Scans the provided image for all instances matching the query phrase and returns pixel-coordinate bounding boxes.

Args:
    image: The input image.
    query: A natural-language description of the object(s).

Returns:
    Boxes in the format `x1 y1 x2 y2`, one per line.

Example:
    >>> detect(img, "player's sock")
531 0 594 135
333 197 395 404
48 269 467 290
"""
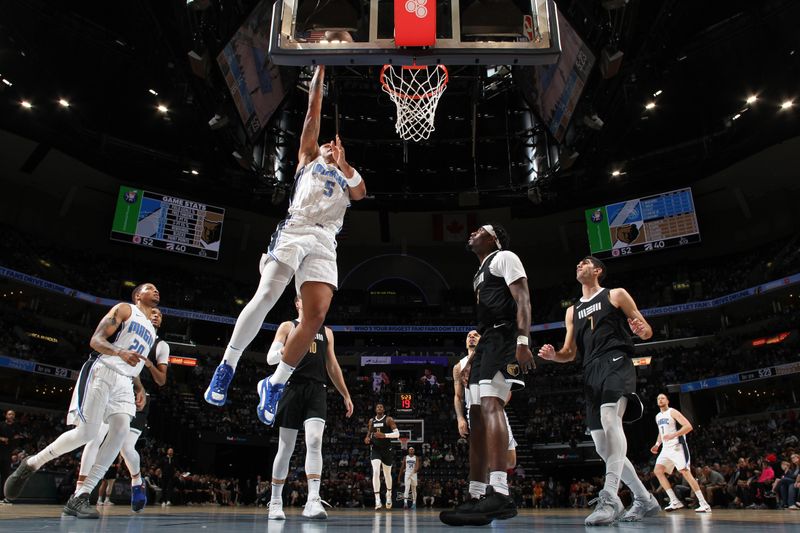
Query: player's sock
222 346 243 371
308 479 321 500
695 491 709 506
269 361 295 386
469 481 487 499
374 492 382 504
489 471 509 496
131 474 141 487
271 483 284 505
667 489 678 503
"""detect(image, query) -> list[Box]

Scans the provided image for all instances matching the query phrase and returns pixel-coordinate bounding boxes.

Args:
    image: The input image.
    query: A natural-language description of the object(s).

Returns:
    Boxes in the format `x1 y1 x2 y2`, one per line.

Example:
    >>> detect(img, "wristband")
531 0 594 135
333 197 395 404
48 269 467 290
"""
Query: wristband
516 335 529 346
345 170 362 188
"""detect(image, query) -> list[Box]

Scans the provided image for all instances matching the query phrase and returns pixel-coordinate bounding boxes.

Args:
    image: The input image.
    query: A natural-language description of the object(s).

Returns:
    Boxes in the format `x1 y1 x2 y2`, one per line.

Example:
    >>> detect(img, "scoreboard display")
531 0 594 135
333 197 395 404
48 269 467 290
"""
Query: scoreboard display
111 186 225 260
585 187 700 259
395 393 414 413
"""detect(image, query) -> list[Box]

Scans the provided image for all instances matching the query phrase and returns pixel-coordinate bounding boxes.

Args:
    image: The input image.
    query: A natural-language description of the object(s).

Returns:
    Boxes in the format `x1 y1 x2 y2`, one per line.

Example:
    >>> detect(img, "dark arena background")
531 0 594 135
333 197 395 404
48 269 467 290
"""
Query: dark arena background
0 0 799 531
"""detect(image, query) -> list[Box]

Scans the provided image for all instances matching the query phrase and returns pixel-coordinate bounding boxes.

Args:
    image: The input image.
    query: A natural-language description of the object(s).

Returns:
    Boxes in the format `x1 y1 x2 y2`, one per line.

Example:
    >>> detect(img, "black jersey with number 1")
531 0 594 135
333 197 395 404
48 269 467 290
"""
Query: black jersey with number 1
288 320 328 384
572 288 634 367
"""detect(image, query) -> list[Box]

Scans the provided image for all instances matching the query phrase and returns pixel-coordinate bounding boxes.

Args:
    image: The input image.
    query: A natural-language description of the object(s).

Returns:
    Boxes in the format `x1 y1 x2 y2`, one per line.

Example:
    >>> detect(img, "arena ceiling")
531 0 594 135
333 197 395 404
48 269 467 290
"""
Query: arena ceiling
0 0 798 215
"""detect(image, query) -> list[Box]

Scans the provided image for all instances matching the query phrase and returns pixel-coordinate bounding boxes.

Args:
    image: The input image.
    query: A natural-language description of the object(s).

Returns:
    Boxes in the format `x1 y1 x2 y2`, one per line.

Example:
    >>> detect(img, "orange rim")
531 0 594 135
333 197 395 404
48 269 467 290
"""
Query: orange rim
380 64 449 101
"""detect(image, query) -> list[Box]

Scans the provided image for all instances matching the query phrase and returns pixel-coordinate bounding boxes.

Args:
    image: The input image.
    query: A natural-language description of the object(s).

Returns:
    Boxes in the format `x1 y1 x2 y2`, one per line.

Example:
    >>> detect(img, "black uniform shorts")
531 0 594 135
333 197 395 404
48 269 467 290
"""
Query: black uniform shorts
584 351 641 431
468 323 525 391
370 445 394 467
275 380 328 430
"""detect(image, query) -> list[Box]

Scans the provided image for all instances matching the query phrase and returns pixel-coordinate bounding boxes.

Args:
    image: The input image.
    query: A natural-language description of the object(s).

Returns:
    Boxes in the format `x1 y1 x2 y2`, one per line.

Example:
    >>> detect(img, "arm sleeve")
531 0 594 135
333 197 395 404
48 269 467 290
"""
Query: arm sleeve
155 341 170 365
489 251 527 286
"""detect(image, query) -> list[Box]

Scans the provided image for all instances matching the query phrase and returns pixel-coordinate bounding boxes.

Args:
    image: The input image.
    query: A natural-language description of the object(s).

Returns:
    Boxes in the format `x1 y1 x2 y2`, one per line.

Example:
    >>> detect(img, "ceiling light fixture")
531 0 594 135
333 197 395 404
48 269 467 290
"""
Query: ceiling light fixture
20 100 32 109
780 100 794 110
58 98 70 108
746 95 758 104
653 89 662 97
2 78 12 87
190 169 199 175
157 104 169 114
645 102 656 110
611 170 621 177
732 113 741 120
149 89 159 96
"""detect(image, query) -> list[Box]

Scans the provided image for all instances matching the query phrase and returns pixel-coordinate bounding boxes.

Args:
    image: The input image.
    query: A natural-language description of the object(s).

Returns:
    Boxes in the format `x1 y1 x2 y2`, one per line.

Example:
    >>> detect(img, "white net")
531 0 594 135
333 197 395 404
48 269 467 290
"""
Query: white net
380 64 448 142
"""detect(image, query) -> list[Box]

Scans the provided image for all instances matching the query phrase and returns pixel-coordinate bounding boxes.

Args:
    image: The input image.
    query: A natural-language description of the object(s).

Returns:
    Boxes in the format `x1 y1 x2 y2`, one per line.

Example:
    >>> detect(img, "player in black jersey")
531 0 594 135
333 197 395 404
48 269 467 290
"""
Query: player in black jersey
73 307 170 513
365 402 400 510
538 256 660 525
267 296 353 521
441 224 533 527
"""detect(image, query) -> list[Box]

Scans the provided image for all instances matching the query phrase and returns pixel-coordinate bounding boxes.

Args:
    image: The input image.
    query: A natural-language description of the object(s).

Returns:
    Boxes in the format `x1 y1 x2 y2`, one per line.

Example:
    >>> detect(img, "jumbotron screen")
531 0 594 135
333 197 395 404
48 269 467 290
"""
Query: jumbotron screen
110 186 225 260
585 187 700 259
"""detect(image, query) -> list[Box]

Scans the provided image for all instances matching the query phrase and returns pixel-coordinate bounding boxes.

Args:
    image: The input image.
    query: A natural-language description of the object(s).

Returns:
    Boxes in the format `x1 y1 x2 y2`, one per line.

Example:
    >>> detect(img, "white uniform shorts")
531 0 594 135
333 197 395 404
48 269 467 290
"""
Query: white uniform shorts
656 441 691 474
405 473 418 486
266 221 338 291
67 359 136 426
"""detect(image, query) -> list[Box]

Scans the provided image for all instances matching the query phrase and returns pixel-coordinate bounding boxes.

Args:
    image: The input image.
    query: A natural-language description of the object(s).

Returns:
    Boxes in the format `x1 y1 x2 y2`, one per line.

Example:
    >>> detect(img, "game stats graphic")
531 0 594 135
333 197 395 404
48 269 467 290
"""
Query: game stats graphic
111 186 225 260
585 187 700 259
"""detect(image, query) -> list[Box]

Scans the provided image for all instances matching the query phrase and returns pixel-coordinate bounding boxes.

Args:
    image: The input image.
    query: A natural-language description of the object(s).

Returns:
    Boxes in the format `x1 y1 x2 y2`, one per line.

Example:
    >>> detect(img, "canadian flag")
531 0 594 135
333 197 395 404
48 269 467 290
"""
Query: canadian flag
432 213 478 242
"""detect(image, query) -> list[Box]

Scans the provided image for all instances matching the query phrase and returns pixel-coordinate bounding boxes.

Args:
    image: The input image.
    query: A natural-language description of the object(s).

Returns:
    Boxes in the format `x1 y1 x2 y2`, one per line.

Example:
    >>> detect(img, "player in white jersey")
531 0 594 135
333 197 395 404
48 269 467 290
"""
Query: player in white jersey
75 307 171 513
651 393 711 513
398 446 421 509
4 284 160 519
205 64 367 425
453 330 517 495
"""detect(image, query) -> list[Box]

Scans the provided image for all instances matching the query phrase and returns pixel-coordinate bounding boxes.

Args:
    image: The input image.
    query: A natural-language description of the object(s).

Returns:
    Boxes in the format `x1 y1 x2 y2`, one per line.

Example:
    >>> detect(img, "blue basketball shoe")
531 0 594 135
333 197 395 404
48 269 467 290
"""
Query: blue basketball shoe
204 362 235 406
131 482 147 513
257 377 284 426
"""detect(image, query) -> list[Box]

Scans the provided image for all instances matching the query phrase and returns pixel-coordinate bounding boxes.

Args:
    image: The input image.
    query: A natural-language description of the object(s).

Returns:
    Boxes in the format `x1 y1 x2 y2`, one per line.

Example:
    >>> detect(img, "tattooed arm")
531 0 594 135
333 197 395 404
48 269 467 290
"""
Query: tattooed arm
89 303 140 366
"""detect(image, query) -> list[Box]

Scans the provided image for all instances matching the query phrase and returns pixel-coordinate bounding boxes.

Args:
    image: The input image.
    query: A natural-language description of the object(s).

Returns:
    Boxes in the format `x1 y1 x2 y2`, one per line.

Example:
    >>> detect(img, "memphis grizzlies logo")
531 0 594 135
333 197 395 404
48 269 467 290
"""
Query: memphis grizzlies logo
124 190 139 203
591 209 603 223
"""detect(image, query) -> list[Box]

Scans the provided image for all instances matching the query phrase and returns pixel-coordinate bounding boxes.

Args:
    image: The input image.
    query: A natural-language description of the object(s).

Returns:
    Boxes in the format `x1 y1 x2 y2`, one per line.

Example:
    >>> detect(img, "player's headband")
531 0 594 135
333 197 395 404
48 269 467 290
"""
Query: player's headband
482 225 502 249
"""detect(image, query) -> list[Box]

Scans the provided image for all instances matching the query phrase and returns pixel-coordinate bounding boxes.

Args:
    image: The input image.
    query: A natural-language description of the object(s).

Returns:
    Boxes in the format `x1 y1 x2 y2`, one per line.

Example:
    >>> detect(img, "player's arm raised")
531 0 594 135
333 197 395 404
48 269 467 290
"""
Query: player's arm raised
453 362 469 437
538 306 577 363
663 409 693 441
324 327 353 418
508 277 534 373
610 288 653 340
331 134 366 201
267 321 294 366
90 303 139 366
298 65 325 167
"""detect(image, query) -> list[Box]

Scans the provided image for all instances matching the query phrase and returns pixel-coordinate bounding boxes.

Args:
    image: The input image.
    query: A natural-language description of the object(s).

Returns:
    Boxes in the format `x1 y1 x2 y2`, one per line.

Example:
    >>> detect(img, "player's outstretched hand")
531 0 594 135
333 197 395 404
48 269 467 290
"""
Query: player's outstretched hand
650 444 660 454
118 349 141 367
516 345 535 373
457 418 469 438
332 134 348 168
343 396 354 418
628 317 646 337
537 344 556 361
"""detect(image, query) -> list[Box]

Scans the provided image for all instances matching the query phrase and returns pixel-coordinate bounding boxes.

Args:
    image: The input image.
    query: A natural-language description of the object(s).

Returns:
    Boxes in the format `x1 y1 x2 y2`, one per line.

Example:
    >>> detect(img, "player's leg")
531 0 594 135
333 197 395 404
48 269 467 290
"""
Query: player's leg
371 458 384 509
403 473 411 506
480 379 512 500
680 467 711 512
302 418 327 519
205 256 294 406
655 463 682 510
583 391 625 525
382 457 393 509
270 427 299 520
410 477 418 508
76 423 109 493
467 385 488 501
121 429 148 512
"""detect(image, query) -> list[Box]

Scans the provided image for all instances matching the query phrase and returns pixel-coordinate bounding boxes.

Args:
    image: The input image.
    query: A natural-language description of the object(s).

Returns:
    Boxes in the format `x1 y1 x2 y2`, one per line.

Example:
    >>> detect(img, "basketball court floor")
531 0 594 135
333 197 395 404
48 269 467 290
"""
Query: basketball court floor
1 506 797 532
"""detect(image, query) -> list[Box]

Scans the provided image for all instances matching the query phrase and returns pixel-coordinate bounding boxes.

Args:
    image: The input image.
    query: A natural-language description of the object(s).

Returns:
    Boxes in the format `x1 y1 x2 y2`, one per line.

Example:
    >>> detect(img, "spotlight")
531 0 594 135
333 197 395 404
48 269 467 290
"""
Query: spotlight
780 100 794 110
732 113 741 120
20 100 32 109
2 78 12 87
611 170 621 177
149 88 159 96
645 102 656 110
653 89 662 97
190 169 199 175
746 95 757 104
58 98 70 108
157 104 169 114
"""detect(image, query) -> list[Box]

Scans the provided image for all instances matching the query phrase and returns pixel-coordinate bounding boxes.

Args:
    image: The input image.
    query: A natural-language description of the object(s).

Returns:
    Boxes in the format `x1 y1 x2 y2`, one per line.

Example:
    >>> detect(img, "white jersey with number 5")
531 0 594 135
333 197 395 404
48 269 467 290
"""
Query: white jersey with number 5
288 155 351 232
99 304 156 377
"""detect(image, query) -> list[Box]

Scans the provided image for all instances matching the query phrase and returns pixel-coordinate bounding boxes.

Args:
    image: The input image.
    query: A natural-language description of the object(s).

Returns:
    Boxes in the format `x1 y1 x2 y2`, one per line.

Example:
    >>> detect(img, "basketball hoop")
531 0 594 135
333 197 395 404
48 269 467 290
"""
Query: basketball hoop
380 64 448 142
399 436 410 450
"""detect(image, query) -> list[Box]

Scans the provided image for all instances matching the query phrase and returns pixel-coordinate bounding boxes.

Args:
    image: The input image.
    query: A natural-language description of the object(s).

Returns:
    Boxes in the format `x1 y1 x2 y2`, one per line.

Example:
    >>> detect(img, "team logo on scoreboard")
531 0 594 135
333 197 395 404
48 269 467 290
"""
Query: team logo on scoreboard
124 190 139 203
132 235 142 244
590 209 603 223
